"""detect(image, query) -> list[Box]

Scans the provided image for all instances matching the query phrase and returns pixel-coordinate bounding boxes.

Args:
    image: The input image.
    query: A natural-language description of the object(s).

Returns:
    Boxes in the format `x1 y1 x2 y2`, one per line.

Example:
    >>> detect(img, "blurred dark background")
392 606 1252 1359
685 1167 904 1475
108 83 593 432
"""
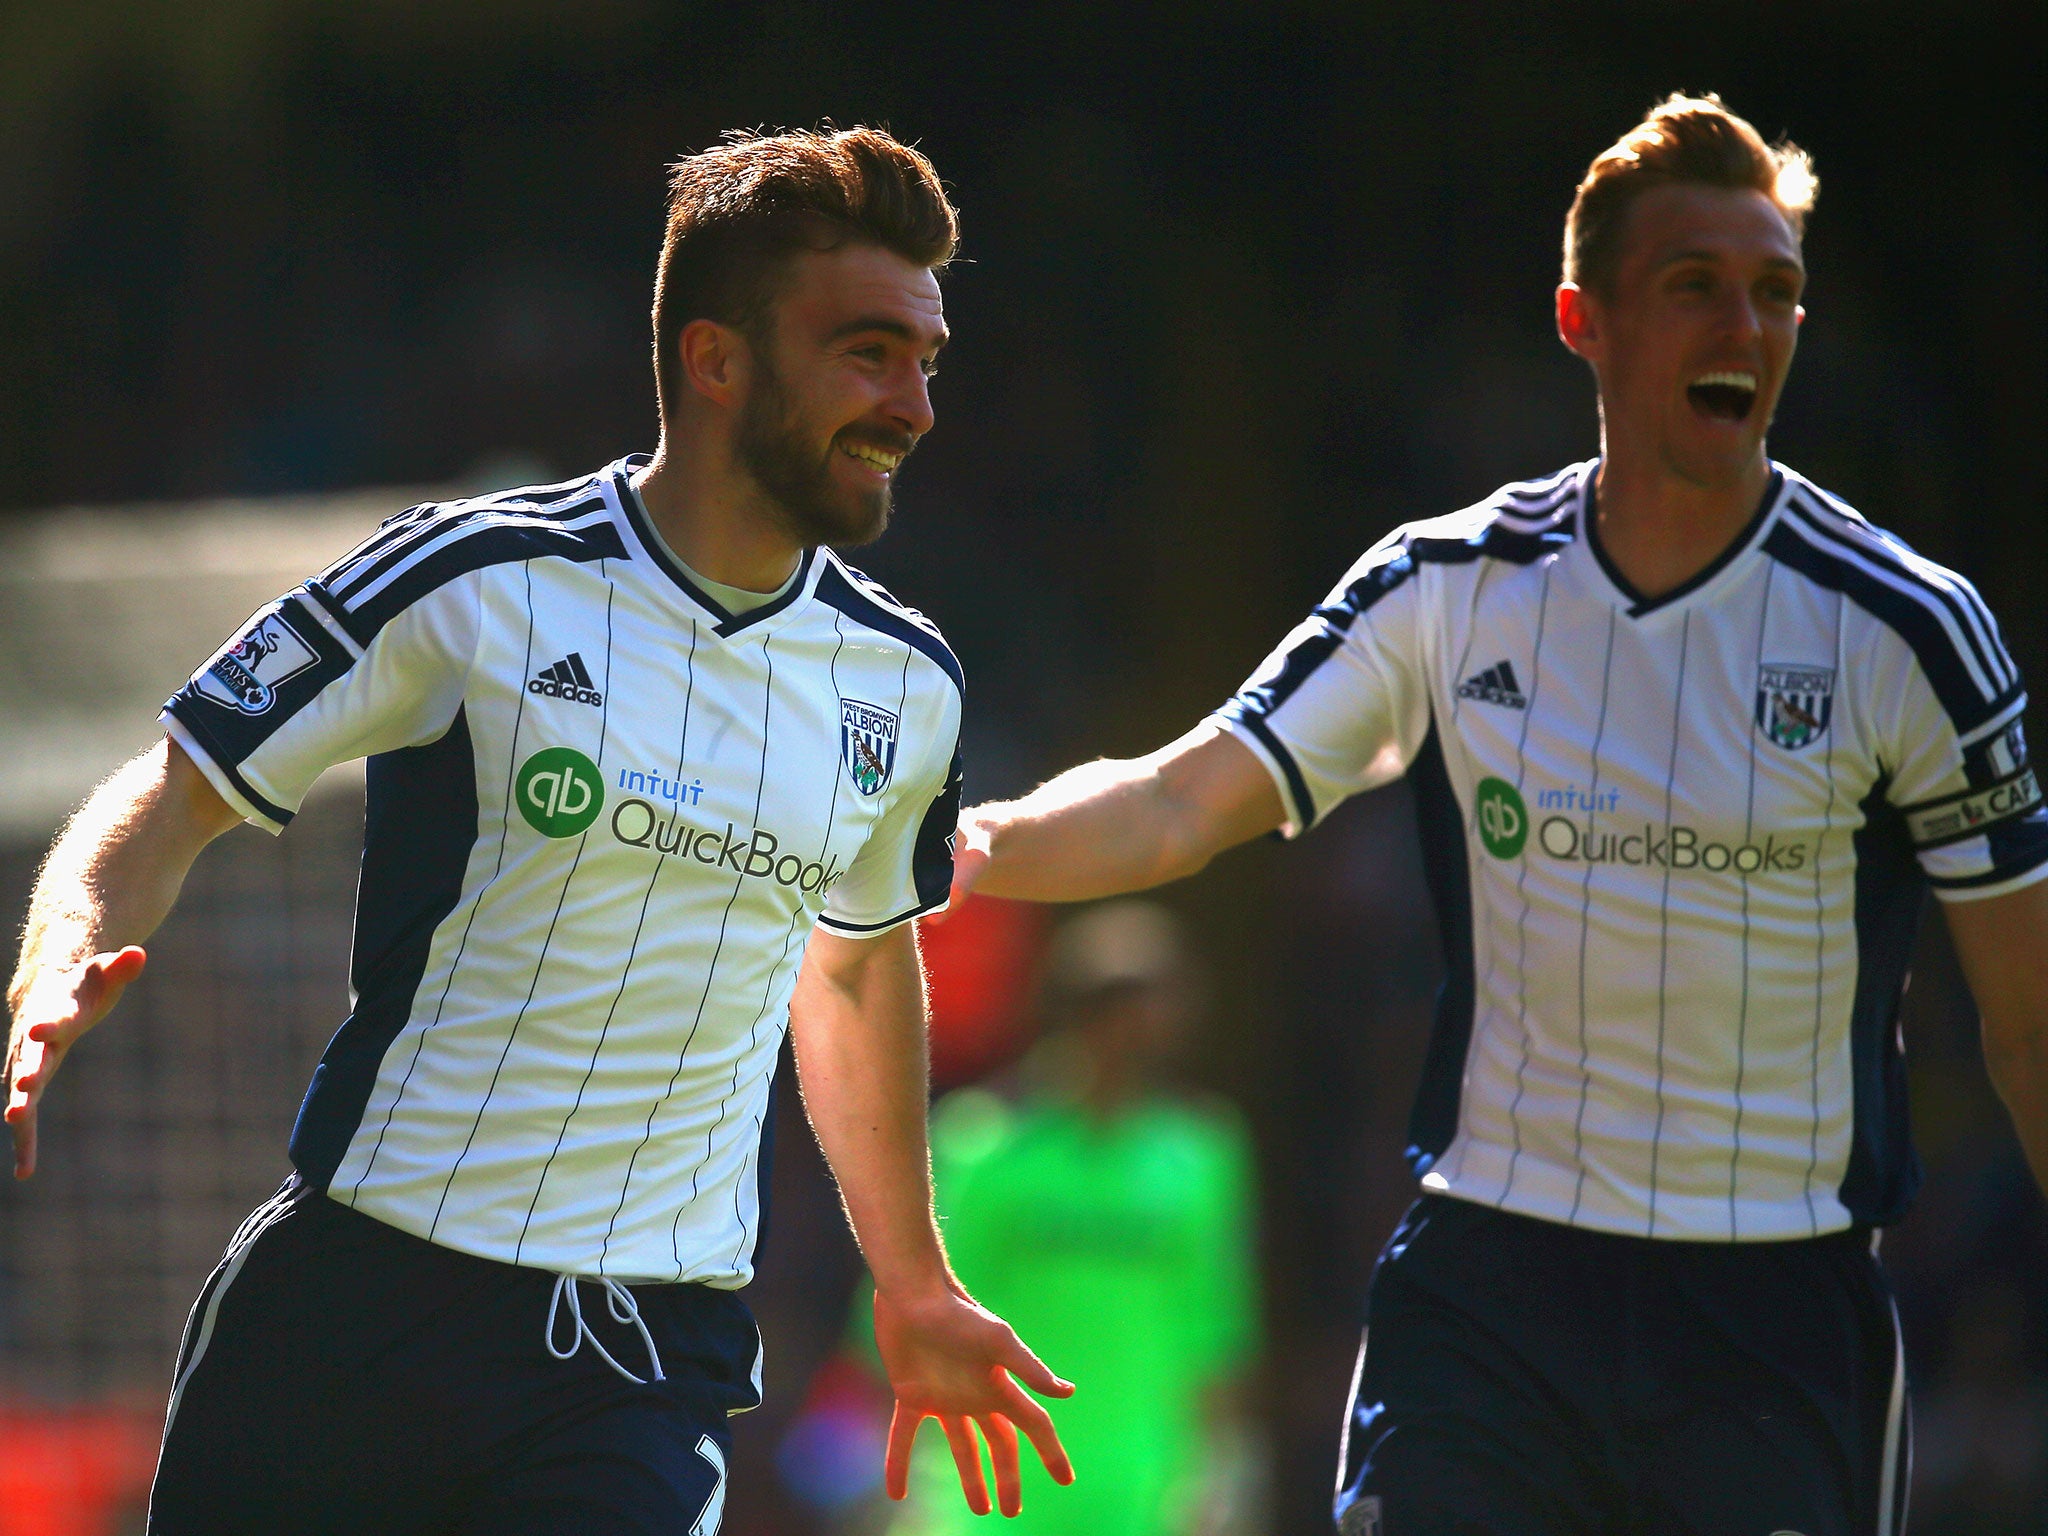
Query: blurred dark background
1 3 2043 1532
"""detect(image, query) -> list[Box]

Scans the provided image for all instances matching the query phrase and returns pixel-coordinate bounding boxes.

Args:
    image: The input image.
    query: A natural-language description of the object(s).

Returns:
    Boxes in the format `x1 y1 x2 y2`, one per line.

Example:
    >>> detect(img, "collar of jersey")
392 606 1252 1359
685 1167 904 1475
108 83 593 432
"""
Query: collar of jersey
606 456 823 638
1579 461 1789 620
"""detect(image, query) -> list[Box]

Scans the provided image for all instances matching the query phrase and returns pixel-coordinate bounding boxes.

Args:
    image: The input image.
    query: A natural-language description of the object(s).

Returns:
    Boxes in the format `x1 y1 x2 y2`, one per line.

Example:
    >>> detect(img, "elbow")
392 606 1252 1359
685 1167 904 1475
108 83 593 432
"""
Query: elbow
1146 812 1225 891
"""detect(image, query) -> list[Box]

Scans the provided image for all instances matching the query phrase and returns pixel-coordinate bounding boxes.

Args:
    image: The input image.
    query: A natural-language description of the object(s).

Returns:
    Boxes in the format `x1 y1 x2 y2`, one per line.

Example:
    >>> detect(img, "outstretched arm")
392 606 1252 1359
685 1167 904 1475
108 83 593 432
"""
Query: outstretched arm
1945 878 2048 1198
790 923 1074 1518
954 722 1286 906
6 737 244 1178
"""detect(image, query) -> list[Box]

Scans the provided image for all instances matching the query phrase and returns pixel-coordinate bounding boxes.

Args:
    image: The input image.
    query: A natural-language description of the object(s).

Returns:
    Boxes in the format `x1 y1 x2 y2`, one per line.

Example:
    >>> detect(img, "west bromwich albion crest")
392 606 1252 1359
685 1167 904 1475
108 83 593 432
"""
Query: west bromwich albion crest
840 699 899 796
1755 662 1835 751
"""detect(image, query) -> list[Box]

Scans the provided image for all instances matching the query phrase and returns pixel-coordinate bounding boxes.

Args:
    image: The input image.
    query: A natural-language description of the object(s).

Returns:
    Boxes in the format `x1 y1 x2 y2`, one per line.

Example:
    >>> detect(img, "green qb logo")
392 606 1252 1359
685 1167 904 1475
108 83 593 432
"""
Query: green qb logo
1475 776 1528 859
516 747 604 837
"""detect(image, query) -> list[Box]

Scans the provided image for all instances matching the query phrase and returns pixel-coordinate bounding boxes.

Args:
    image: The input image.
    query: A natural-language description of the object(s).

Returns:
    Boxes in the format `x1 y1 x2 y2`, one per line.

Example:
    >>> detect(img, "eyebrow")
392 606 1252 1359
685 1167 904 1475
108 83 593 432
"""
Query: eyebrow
824 315 950 352
1657 247 1804 274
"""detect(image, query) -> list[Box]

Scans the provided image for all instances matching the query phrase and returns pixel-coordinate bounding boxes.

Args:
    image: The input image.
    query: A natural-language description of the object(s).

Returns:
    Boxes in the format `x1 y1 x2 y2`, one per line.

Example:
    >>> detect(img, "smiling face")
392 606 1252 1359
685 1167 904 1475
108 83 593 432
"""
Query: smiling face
733 241 947 548
1561 182 1805 492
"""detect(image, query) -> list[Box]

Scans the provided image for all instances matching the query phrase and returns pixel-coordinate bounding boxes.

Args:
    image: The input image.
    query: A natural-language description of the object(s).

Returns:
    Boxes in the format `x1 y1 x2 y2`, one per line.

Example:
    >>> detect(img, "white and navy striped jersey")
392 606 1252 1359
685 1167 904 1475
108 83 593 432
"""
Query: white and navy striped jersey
164 456 964 1285
1219 461 2048 1242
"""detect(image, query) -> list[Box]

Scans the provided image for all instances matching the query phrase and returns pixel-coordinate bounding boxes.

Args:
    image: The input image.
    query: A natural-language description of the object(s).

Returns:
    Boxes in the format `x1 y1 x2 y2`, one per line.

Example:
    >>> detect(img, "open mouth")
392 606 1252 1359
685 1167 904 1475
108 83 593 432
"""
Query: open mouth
837 439 907 476
1686 370 1759 423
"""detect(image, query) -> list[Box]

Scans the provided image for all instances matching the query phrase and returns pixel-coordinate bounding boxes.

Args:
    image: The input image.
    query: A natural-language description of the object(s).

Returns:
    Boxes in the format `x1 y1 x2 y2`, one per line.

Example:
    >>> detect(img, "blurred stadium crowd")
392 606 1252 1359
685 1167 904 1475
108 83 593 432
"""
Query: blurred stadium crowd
1 4 2042 1532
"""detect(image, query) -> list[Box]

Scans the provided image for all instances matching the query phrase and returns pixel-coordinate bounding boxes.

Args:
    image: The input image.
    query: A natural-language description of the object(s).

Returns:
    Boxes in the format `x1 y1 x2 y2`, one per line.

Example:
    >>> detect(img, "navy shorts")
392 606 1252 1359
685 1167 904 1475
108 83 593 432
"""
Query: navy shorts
149 1178 761 1534
1335 1196 1911 1536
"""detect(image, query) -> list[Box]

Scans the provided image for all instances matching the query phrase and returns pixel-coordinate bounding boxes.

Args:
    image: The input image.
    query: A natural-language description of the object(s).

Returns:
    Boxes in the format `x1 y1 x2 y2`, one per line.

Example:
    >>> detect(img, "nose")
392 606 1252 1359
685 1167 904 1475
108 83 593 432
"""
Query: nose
887 360 935 439
1719 285 1764 345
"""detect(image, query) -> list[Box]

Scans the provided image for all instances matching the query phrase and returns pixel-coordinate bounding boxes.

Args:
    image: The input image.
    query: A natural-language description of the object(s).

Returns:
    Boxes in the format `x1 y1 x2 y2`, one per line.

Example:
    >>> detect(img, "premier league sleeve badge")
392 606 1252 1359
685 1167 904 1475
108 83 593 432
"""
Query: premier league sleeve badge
196 609 321 716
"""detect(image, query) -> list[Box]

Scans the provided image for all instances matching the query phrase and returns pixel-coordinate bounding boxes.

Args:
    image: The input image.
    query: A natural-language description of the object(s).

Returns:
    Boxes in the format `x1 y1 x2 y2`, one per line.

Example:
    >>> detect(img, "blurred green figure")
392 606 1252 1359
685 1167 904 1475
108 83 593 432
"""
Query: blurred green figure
888 900 1262 1536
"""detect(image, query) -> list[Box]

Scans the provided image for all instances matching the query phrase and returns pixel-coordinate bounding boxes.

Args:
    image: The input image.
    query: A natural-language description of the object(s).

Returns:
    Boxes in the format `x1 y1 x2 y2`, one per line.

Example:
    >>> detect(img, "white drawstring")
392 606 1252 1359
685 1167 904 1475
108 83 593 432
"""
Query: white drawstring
546 1274 666 1385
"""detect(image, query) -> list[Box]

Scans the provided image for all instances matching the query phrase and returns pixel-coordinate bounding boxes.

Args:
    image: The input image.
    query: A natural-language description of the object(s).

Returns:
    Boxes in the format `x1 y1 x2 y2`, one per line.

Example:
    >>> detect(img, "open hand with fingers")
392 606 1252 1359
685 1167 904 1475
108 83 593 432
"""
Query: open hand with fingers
5 947 147 1180
874 1283 1075 1517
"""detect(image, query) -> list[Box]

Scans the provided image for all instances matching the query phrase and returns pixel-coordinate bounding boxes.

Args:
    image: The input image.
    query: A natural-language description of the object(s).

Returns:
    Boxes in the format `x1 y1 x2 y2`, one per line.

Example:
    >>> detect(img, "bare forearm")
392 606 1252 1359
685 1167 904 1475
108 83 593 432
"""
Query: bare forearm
1985 1028 2048 1196
790 931 957 1301
794 945 1074 1515
1946 880 2048 1201
970 723 1278 903
971 759 1189 901
8 738 241 1176
9 742 228 1014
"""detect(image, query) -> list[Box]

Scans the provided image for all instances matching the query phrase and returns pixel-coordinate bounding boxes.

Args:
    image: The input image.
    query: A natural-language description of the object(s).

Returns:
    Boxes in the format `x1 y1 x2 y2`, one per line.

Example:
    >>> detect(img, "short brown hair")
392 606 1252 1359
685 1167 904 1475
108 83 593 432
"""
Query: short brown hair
651 125 959 417
1564 93 1816 294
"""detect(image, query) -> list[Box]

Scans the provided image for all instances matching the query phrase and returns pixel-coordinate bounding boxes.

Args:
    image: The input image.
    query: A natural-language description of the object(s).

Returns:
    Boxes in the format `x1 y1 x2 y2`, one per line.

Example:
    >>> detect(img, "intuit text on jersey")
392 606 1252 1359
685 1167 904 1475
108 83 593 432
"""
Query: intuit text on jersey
609 797 845 895
1536 817 1812 873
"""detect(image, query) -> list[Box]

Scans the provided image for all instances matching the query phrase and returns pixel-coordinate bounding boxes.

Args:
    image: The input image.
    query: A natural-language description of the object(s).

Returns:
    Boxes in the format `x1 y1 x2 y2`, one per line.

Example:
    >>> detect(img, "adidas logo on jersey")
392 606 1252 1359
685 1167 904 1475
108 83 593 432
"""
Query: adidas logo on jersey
1457 660 1527 710
528 652 603 707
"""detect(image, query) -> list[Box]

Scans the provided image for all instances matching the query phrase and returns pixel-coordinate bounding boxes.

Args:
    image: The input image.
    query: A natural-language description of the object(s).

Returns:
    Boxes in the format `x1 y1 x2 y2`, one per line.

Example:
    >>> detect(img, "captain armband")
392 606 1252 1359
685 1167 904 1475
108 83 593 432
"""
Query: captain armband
1903 764 2044 851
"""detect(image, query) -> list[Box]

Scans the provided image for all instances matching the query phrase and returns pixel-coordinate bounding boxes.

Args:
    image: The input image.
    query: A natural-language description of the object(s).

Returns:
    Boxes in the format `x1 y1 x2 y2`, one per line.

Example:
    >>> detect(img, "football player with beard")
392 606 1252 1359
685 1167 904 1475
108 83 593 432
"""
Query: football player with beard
8 126 1072 1533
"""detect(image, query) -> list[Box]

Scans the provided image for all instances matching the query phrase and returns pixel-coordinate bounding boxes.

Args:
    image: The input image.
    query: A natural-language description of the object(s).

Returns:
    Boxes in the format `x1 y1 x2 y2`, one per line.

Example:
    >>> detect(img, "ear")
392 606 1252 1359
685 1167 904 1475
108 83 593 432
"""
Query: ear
677 318 752 407
1556 282 1600 361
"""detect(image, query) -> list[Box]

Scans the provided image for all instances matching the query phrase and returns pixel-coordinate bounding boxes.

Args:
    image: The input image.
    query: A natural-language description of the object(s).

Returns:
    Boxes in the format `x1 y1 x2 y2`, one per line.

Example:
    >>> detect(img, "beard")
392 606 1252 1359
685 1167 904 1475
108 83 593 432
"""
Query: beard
734 356 908 549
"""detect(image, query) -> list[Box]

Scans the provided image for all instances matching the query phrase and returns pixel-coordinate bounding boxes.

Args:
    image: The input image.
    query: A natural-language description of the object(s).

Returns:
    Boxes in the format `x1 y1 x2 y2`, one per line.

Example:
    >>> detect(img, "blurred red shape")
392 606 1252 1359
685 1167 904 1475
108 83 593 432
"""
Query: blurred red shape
0 1404 159 1536
918 895 1049 1089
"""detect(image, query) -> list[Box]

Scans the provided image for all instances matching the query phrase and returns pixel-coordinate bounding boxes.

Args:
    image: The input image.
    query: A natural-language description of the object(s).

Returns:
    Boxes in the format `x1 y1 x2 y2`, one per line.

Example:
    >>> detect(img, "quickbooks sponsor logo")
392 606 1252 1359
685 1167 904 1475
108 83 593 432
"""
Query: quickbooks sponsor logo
609 798 844 896
1477 778 1813 875
516 747 604 837
1535 817 1810 873
1475 777 1528 858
